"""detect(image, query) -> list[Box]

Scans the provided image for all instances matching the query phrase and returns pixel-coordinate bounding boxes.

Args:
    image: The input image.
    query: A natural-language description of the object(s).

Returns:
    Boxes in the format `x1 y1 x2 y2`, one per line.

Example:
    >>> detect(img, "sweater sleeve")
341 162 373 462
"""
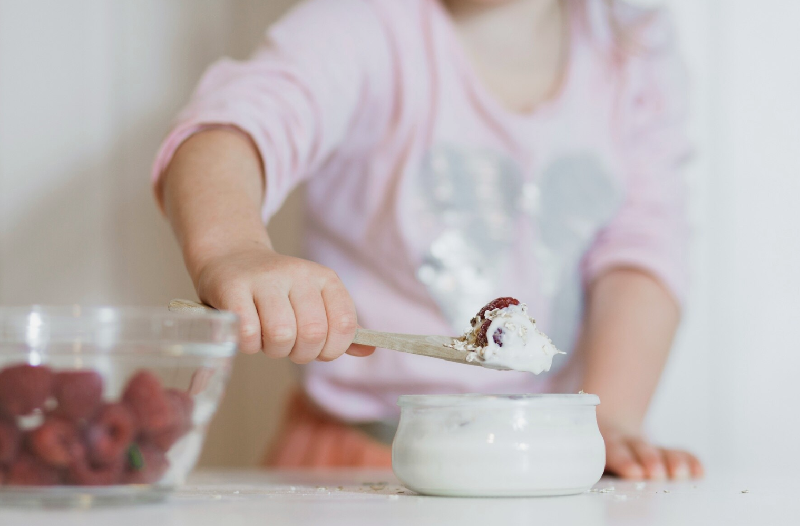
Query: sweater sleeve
582 10 692 304
151 0 390 221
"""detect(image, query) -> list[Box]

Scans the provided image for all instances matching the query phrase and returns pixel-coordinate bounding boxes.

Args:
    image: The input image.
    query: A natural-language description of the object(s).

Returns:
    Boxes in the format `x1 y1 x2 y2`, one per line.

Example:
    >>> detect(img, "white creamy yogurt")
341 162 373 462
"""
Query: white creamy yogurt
392 394 605 497
453 301 564 374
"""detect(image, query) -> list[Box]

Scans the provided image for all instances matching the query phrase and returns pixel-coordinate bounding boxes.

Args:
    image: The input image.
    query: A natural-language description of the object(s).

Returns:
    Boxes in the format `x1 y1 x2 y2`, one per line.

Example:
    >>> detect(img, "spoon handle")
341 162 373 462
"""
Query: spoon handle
352 328 478 365
168 299 476 366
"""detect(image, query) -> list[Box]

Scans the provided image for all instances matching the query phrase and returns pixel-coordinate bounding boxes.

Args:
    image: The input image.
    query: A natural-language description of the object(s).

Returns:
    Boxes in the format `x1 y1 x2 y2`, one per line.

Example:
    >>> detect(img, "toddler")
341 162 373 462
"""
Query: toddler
154 0 702 479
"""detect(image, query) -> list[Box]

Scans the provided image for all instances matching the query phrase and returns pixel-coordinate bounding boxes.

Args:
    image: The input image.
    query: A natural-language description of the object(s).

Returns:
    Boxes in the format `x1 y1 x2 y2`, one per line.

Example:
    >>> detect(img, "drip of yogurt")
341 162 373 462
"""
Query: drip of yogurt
451 299 564 374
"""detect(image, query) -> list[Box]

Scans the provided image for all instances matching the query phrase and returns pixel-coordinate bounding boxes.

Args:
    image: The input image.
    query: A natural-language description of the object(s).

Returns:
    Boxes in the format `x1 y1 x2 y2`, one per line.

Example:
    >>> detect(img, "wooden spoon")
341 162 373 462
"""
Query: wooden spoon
168 299 482 367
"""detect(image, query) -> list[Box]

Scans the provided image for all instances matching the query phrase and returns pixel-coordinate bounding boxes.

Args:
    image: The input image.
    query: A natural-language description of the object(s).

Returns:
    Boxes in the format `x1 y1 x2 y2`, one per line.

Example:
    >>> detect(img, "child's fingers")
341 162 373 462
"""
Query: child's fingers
686 451 705 478
345 343 376 357
663 449 692 480
214 292 262 354
317 281 358 362
629 438 667 480
256 292 296 359
605 438 644 479
289 286 329 364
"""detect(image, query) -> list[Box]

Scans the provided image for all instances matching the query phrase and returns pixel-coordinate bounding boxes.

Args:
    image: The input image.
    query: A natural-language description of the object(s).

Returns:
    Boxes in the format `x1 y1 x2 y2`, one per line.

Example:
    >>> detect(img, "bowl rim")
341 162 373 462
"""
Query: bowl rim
0 305 238 323
397 393 600 408
0 305 239 358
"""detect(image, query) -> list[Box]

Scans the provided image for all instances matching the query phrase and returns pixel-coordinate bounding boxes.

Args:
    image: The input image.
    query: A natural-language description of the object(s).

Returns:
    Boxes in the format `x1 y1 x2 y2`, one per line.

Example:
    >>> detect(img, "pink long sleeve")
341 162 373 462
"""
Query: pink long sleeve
582 11 691 303
152 0 692 422
152 0 392 221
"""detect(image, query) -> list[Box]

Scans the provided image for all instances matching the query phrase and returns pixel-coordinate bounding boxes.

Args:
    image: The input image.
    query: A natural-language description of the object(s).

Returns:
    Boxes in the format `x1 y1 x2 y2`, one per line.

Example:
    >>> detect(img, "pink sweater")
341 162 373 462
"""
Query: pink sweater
154 0 690 422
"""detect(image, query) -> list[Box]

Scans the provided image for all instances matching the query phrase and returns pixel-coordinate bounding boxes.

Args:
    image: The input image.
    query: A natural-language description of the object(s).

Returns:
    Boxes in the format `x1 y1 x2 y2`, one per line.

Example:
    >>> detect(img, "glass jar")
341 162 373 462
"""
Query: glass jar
0 306 237 507
392 394 605 497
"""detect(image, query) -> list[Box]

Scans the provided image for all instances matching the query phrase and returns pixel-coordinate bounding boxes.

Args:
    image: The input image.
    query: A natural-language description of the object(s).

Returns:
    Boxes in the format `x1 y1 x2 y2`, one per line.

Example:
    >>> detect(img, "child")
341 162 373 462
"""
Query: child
153 0 703 480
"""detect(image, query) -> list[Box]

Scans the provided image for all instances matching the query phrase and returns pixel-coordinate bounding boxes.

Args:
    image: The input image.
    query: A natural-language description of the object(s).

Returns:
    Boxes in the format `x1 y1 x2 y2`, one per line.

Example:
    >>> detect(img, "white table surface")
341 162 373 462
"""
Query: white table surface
1 469 798 526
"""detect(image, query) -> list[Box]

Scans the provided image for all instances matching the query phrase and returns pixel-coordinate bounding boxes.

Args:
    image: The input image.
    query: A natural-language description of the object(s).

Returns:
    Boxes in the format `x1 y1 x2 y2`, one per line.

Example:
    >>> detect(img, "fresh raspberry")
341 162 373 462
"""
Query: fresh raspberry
0 418 20 465
122 371 174 434
149 389 194 451
0 364 54 416
475 297 520 322
28 416 85 468
67 456 124 486
123 442 168 484
53 370 103 421
6 453 61 486
86 403 136 465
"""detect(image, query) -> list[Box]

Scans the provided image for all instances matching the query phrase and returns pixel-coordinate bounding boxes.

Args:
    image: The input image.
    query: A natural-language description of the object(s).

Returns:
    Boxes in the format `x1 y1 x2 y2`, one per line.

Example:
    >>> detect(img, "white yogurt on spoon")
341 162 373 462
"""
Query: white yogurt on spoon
450 298 564 374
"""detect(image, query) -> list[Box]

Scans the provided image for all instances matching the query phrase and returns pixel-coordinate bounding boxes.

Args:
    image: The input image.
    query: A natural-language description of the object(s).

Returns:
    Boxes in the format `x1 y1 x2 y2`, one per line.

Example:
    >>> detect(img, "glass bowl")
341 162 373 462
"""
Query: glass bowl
0 306 237 507
392 394 605 497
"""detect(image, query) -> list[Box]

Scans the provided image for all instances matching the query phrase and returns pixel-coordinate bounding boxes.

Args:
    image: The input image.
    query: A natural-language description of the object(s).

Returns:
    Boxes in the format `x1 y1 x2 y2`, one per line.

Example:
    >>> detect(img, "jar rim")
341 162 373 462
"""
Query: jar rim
397 393 600 408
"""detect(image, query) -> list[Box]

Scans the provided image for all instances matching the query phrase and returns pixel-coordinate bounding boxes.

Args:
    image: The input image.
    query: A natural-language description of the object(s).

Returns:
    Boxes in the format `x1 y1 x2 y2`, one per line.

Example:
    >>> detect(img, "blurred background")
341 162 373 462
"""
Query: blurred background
0 0 798 474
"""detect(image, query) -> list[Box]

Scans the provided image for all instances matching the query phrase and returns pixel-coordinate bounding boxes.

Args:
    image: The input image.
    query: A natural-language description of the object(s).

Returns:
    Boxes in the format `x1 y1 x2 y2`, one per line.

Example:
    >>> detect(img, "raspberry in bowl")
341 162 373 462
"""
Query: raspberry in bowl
0 306 237 507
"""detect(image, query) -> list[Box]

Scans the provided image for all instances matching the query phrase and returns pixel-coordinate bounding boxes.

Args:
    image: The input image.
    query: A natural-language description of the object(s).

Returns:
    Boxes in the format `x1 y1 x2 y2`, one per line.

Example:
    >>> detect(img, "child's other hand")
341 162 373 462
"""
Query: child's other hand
601 424 704 480
191 244 375 361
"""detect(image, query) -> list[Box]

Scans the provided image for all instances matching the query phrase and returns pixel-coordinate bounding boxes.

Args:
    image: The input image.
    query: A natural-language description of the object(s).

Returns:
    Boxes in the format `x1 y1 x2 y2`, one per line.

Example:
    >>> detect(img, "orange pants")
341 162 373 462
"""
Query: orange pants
263 392 392 468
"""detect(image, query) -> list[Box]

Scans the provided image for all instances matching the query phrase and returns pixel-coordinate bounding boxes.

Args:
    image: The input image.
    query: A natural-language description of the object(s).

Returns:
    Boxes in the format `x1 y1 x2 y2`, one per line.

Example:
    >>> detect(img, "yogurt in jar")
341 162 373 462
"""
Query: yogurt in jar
392 394 605 497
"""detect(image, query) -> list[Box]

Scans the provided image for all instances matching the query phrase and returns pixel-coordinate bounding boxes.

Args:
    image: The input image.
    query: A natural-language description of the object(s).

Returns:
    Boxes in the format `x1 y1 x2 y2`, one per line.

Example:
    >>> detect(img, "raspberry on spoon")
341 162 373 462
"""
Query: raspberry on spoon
475 297 520 322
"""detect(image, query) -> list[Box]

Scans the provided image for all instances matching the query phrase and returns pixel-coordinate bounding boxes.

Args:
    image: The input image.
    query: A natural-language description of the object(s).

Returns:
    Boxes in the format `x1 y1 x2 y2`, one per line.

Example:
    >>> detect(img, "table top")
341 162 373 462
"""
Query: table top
1 469 798 526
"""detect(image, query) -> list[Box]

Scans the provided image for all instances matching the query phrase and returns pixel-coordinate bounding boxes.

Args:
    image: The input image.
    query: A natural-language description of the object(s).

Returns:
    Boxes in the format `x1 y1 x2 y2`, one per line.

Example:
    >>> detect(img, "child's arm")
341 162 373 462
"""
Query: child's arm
579 268 702 480
575 10 699 479
159 128 373 360
152 1 391 359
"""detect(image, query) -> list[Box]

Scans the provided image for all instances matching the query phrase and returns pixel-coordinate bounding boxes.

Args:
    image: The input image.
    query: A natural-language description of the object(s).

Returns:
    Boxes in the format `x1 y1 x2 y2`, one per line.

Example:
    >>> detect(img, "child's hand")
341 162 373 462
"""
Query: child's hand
601 424 704 480
191 244 374 361
159 130 372 362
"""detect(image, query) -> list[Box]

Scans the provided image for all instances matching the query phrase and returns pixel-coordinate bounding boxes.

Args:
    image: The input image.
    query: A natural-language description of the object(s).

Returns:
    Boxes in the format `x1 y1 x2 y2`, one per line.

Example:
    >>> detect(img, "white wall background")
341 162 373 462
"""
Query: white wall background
0 0 301 467
647 0 800 476
0 0 798 473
